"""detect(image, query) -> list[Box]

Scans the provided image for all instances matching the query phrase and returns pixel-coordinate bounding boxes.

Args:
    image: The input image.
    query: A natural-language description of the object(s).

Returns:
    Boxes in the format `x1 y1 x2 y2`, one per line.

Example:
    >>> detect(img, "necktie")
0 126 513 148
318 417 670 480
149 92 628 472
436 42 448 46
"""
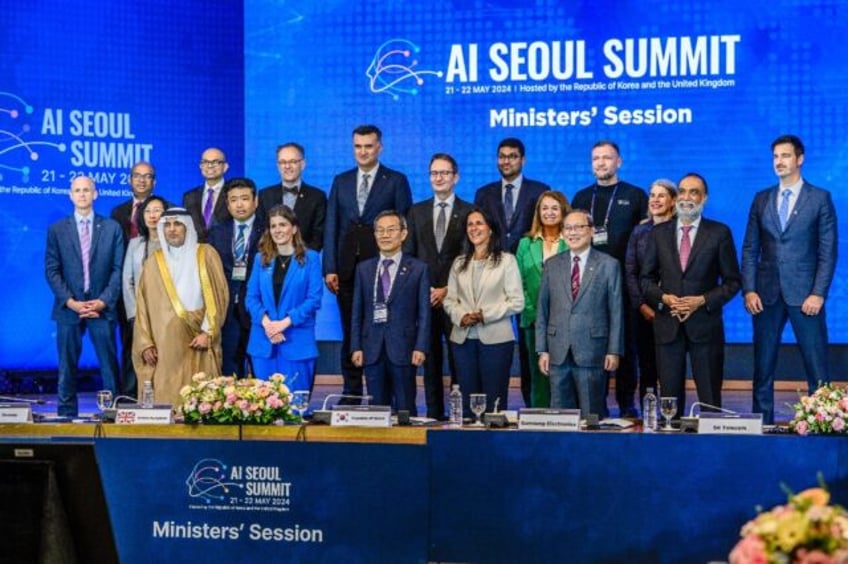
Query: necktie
203 187 215 227
778 189 791 231
80 219 91 292
129 201 139 239
504 184 515 223
234 224 247 261
571 255 580 301
358 174 370 214
380 258 394 301
679 225 693 271
435 202 447 251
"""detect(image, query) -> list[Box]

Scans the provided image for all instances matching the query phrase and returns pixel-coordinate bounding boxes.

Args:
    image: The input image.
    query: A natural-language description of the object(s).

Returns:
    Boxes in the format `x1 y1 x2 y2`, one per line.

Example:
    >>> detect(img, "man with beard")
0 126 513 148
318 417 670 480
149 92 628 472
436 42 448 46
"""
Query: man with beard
640 173 741 416
571 141 647 418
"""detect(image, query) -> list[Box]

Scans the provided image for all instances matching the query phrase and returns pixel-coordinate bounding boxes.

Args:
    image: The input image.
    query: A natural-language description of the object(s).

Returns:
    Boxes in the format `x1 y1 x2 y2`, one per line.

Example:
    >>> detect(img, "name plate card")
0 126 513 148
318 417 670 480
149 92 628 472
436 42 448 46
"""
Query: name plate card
115 405 173 425
0 403 33 423
331 406 392 428
518 408 581 432
697 412 763 435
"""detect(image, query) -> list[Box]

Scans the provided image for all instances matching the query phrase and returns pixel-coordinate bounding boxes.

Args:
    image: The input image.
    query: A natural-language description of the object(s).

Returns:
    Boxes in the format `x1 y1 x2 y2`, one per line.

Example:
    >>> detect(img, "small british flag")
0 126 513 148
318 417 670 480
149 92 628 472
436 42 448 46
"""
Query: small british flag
116 411 136 424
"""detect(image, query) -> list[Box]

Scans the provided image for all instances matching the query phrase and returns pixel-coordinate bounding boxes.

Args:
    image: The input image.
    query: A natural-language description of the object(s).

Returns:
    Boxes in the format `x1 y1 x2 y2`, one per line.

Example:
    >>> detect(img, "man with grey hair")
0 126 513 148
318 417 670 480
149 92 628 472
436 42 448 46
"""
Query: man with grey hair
132 208 229 405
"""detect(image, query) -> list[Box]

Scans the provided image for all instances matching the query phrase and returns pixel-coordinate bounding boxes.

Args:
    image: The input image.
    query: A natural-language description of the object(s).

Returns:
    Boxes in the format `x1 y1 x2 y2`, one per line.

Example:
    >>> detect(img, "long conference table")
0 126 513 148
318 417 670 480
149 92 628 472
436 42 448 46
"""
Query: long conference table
1 422 847 564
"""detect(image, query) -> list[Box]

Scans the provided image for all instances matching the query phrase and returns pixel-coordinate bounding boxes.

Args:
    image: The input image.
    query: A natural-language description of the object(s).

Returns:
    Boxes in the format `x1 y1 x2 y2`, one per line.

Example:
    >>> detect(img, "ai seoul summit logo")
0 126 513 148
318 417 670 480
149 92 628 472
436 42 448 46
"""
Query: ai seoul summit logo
186 458 293 513
366 39 443 99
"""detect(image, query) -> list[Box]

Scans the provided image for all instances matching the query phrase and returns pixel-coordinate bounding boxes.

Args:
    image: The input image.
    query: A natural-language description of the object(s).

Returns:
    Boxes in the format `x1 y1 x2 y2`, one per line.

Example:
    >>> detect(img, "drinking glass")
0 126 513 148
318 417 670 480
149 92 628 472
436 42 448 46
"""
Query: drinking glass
96 389 113 415
660 396 678 431
469 394 487 427
290 390 310 421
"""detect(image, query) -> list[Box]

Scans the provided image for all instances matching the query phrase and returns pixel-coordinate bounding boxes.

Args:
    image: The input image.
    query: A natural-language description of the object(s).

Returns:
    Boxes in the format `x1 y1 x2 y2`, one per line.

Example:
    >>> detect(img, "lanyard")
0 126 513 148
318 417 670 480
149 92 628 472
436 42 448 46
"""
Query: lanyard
589 183 619 229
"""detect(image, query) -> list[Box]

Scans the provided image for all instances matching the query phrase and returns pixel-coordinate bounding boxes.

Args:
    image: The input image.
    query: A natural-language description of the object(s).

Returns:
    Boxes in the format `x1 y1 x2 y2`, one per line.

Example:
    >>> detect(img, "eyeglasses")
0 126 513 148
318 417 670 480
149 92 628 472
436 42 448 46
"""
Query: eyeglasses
278 159 303 167
429 170 455 178
563 224 591 233
497 153 521 161
374 226 402 236
131 173 155 180
200 159 225 167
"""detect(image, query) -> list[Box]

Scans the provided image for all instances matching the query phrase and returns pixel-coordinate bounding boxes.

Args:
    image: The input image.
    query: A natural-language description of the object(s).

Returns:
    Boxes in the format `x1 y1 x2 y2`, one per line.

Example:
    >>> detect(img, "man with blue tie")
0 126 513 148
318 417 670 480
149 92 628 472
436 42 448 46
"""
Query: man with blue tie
207 178 265 377
474 137 550 408
351 211 430 414
323 125 412 404
742 135 838 424
45 176 124 416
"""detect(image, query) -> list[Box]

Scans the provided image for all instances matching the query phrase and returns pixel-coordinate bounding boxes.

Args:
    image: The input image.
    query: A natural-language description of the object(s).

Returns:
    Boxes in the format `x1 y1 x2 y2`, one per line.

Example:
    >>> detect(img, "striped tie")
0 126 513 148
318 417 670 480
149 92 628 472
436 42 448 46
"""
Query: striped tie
80 219 91 292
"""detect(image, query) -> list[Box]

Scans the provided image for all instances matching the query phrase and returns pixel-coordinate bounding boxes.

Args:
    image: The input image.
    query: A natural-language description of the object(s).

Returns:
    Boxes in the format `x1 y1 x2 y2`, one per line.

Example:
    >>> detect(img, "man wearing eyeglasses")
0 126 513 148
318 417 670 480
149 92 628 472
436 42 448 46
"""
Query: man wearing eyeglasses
403 153 472 420
537 210 623 419
183 147 232 241
323 124 412 405
474 137 550 408
257 142 327 251
351 210 430 413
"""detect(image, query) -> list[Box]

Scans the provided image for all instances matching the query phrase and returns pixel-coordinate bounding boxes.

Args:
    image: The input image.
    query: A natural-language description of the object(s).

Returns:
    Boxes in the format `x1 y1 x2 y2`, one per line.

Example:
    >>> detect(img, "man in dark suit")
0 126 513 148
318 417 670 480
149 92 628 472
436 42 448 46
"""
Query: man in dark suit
403 153 472 420
536 209 623 418
641 173 741 416
741 135 838 424
474 137 550 408
257 142 327 251
207 178 265 377
323 124 412 404
45 175 124 416
351 211 430 414
110 160 161 396
572 140 648 418
183 147 231 241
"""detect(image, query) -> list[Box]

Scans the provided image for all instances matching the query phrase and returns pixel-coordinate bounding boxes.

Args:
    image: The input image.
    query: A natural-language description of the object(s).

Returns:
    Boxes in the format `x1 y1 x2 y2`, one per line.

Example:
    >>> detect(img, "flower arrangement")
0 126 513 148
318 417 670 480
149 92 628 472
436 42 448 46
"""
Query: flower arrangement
178 372 299 425
789 384 848 436
730 485 848 564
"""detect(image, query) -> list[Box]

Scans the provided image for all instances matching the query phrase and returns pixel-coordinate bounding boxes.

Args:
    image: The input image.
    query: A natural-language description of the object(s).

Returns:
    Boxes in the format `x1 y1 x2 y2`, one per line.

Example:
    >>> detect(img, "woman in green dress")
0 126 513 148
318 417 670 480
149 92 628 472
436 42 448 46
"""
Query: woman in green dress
515 190 570 407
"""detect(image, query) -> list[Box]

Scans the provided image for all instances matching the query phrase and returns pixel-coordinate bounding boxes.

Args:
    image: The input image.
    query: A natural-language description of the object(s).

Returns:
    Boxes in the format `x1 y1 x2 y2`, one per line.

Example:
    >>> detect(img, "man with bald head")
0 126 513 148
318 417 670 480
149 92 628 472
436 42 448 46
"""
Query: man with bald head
46 176 124 416
132 208 229 405
183 147 232 241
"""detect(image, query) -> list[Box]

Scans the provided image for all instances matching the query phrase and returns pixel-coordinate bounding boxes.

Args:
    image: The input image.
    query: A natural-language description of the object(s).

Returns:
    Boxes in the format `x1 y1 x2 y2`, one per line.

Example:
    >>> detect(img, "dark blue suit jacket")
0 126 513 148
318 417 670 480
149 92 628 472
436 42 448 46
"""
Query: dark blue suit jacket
45 214 124 323
351 254 431 366
245 250 323 360
474 178 549 253
323 164 412 282
741 182 837 306
207 218 265 327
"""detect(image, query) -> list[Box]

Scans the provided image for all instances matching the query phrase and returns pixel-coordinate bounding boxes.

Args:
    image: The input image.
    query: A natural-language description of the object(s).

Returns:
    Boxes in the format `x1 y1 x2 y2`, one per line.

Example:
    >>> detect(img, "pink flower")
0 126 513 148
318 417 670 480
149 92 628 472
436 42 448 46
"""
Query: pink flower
816 412 826 422
729 534 767 564
833 418 845 432
794 548 840 563
198 402 212 414
237 399 249 410
795 420 809 436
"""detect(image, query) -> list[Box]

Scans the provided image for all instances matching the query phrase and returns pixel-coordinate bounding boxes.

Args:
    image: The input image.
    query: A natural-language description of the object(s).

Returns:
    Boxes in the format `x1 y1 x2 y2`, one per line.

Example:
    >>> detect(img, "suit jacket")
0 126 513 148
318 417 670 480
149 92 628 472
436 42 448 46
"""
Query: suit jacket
245 250 323 360
515 235 567 328
183 184 231 242
323 164 412 281
536 249 623 367
45 214 125 323
641 218 741 344
350 254 431 366
206 218 265 329
403 196 472 288
474 178 549 253
571 180 647 262
443 253 524 345
741 182 837 306
257 182 328 251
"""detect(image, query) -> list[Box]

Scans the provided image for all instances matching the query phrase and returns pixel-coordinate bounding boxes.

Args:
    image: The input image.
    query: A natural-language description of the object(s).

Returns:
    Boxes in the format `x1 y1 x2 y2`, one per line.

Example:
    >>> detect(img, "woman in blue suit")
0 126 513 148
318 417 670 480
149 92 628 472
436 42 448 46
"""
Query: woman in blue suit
246 205 323 393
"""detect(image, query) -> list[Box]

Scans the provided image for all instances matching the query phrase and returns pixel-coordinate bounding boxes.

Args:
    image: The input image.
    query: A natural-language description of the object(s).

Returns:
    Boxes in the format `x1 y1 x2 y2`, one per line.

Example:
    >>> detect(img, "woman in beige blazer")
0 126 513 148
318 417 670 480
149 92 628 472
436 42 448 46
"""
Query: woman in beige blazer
443 207 524 418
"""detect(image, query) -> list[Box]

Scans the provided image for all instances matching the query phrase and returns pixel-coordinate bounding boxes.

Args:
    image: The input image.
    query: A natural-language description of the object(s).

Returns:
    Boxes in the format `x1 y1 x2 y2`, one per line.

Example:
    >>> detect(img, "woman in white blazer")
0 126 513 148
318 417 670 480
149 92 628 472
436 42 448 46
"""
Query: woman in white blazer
443 207 524 417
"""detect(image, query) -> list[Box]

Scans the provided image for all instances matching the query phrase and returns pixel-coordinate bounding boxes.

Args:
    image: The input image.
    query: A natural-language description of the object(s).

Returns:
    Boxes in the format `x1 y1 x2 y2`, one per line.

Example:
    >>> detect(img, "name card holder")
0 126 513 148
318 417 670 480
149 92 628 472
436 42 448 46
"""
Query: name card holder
0 403 33 423
115 404 173 425
331 405 392 428
518 408 581 432
697 412 763 435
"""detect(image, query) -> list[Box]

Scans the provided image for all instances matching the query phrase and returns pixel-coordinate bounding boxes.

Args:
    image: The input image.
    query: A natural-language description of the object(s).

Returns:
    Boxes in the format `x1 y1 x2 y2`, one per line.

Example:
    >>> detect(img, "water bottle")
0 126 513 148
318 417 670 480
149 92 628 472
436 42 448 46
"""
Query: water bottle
142 380 154 408
448 384 463 428
642 387 658 432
